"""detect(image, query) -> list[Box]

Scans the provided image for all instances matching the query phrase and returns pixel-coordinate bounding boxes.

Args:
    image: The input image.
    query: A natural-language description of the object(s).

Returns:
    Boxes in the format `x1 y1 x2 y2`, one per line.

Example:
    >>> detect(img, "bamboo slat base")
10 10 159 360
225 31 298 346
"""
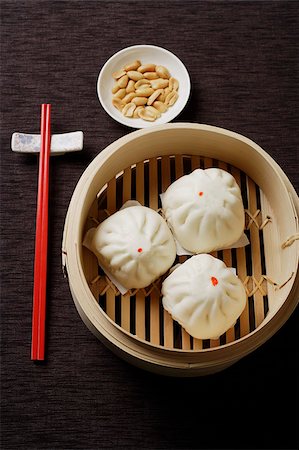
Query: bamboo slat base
84 154 277 351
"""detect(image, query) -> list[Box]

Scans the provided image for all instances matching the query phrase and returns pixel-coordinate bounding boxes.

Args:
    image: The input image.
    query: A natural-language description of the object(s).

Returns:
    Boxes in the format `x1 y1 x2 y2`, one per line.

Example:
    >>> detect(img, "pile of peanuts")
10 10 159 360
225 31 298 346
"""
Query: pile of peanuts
111 60 179 121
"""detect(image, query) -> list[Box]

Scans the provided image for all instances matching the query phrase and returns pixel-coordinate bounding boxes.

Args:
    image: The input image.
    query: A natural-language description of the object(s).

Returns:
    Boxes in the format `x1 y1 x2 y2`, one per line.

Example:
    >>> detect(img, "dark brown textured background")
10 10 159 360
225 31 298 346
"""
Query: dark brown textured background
1 1 298 449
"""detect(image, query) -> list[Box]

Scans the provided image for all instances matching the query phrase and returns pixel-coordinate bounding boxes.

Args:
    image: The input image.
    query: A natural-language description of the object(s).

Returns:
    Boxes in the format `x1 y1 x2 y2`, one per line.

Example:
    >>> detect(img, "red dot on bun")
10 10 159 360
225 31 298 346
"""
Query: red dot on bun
137 248 143 253
199 191 203 196
211 276 218 286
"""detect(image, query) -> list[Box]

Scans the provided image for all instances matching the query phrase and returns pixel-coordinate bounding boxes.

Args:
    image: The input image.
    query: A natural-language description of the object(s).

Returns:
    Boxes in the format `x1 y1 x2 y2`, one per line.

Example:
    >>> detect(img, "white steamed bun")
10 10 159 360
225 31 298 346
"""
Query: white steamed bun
162 254 246 339
161 168 245 253
83 205 176 290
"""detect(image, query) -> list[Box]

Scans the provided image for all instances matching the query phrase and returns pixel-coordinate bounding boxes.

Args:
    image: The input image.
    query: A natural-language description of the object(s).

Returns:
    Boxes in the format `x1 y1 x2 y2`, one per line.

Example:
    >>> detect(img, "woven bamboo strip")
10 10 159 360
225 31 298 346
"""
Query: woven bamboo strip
231 166 250 338
105 176 117 321
173 154 191 350
191 155 206 349
203 156 213 169
136 161 144 205
149 158 158 210
193 338 203 350
210 158 223 348
180 292 191 346
187 156 203 349
149 157 160 346
258 191 276 311
122 166 131 205
134 161 146 340
107 176 117 214
191 154 201 171
120 294 130 332
161 156 174 348
209 333 219 347
247 176 265 328
161 156 171 191
83 198 101 300
175 153 184 177
237 246 250 338
223 247 235 343
135 290 146 339
120 167 132 332
202 157 218 348
210 338 220 348
219 160 235 343
178 254 191 350
106 286 116 321
149 289 160 345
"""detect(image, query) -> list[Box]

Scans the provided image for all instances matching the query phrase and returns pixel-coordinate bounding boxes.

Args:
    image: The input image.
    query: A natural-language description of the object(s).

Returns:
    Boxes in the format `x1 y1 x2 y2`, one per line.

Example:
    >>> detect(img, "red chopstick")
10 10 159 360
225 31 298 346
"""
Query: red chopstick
31 104 51 360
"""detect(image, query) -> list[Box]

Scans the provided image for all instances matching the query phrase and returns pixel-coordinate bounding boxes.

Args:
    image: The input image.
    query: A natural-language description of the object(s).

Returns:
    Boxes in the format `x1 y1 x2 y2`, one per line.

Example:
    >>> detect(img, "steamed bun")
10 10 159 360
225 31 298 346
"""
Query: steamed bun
161 168 245 253
162 254 246 339
83 205 176 290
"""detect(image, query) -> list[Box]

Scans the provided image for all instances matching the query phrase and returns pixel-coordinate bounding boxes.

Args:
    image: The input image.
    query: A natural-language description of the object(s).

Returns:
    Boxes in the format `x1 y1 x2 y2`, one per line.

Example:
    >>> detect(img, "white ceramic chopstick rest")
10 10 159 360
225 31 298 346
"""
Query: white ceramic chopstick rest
11 131 84 155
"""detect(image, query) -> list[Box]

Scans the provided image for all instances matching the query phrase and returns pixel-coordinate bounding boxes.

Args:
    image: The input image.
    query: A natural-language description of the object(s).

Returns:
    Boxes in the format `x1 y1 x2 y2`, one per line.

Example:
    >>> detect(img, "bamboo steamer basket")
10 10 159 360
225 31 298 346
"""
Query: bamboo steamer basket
62 123 299 376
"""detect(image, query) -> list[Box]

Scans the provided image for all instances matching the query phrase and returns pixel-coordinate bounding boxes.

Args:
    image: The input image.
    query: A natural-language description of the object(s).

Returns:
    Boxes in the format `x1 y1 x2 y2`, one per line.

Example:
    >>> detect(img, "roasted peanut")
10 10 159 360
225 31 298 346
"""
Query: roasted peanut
152 101 168 113
122 92 136 104
155 65 170 79
135 79 151 89
165 90 178 106
164 87 171 97
138 64 156 73
157 91 166 102
112 98 124 111
169 77 179 91
124 60 141 71
127 70 143 81
112 70 126 79
134 87 154 97
126 80 135 93
112 83 120 94
132 97 148 106
117 74 129 89
143 72 159 80
138 107 157 121
113 88 127 99
133 106 145 118
146 105 161 118
151 79 169 90
147 88 164 106
122 102 136 117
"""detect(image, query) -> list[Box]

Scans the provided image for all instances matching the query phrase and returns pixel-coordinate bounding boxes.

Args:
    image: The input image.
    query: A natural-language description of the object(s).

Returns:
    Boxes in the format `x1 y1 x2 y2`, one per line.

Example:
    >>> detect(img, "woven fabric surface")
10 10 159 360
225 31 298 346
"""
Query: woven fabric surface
1 1 298 449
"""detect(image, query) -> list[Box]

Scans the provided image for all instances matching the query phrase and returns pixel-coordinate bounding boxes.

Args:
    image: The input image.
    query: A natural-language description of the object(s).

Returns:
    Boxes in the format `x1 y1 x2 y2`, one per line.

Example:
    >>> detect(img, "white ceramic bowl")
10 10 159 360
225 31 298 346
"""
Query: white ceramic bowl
97 45 191 128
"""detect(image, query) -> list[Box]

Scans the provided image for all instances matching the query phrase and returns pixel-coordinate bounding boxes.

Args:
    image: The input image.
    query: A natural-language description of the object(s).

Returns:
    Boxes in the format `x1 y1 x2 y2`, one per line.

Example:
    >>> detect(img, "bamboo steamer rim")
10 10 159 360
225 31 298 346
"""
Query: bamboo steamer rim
63 123 299 373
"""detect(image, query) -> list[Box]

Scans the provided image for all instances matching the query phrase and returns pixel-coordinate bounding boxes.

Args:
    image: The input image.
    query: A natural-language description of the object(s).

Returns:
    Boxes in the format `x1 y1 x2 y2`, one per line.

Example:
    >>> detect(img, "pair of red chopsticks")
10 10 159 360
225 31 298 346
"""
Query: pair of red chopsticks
31 104 51 361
